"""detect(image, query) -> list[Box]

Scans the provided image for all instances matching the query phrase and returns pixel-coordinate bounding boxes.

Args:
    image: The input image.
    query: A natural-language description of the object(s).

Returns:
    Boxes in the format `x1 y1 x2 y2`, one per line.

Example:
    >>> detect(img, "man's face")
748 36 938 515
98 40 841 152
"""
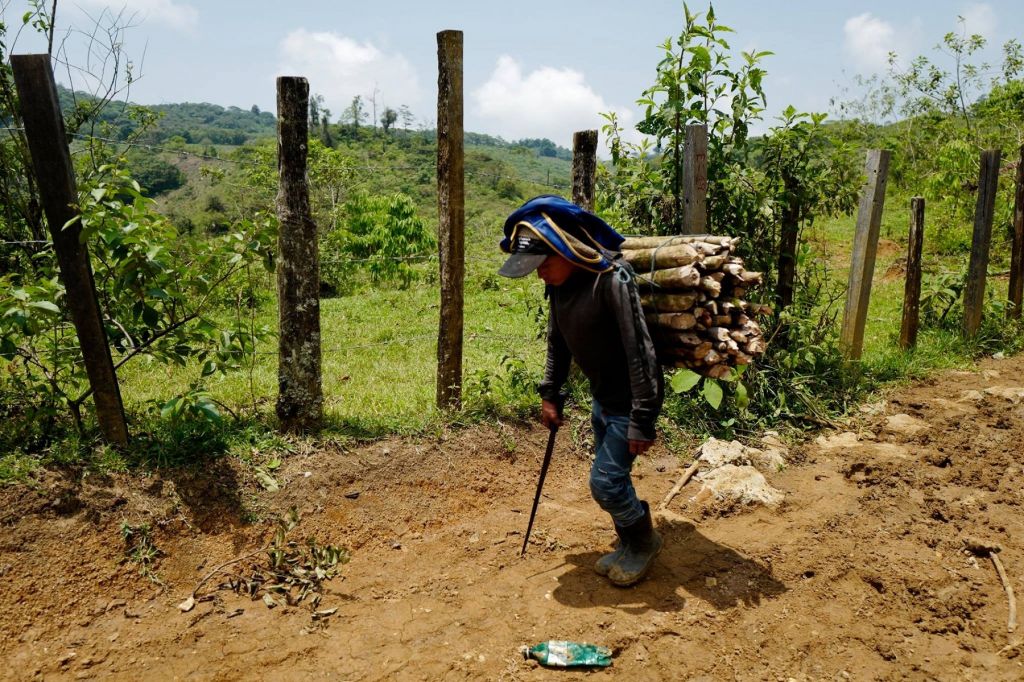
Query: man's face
536 254 577 286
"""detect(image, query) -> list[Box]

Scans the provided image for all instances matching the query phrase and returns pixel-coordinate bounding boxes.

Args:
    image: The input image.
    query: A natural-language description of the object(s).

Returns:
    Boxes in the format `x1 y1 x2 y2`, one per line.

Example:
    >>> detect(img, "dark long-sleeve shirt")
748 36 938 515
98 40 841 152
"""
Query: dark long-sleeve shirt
537 263 663 441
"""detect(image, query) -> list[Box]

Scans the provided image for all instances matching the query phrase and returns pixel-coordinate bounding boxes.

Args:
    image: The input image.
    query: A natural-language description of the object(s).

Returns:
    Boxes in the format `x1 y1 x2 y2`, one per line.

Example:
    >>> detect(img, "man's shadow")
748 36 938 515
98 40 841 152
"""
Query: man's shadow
551 516 786 614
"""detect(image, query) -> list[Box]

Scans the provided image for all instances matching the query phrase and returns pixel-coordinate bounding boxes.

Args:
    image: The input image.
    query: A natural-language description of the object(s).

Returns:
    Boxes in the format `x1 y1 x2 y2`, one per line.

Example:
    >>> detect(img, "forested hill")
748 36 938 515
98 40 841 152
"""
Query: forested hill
55 85 573 158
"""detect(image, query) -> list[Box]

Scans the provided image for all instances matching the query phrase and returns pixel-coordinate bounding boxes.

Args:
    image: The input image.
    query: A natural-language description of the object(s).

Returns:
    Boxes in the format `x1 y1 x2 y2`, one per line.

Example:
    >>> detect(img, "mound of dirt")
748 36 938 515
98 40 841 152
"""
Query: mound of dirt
2 357 1024 680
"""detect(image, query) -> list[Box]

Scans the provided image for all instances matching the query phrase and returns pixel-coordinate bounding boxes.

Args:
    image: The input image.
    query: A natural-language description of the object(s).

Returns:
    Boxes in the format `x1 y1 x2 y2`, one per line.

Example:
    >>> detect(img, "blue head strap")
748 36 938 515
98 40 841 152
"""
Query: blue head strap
499 195 624 273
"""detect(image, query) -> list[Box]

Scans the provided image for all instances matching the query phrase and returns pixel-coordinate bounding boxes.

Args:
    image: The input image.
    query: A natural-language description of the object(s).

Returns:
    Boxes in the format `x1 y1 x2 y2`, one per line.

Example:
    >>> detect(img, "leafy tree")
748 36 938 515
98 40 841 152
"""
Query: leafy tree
381 107 398 134
1 4 275 448
126 152 186 195
1 160 274 438
835 19 1024 250
345 95 367 132
321 191 434 293
599 3 861 429
398 104 415 131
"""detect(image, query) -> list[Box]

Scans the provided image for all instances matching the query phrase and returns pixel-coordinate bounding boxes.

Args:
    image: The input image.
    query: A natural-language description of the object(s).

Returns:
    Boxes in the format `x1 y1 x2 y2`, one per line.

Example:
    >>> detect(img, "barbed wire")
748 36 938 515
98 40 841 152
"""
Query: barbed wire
13 330 536 362
319 253 438 265
1 239 51 246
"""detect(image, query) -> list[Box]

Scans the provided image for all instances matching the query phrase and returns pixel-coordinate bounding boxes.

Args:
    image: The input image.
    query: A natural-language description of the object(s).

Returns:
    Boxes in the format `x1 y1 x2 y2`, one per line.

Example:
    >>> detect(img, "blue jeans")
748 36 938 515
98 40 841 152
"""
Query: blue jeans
589 400 645 526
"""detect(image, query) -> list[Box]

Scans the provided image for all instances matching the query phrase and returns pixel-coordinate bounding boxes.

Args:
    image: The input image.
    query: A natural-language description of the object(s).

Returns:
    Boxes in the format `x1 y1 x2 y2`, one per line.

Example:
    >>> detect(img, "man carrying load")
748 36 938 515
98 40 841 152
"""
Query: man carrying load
498 195 664 587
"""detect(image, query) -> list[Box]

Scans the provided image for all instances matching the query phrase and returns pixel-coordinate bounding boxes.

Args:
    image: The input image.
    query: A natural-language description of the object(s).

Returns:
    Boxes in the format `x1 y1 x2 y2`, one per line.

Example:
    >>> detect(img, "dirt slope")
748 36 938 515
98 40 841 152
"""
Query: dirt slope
2 357 1023 680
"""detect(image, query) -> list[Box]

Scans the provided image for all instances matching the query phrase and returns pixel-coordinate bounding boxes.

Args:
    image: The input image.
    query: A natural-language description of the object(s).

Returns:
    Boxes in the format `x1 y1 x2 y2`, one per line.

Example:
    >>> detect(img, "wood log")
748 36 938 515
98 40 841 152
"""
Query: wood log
745 338 766 354
713 315 732 326
740 271 763 284
699 254 726 270
705 364 732 379
640 292 698 312
722 263 744 277
693 242 725 256
646 312 697 330
734 352 753 365
622 243 699 270
707 327 730 342
621 235 733 250
699 277 722 297
703 349 723 364
638 265 700 288
674 332 703 346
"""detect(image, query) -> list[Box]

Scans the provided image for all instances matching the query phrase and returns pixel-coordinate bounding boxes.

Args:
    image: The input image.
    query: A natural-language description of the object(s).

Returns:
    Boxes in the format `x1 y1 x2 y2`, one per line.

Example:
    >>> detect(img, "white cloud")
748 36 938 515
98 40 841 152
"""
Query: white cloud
471 55 634 148
843 13 898 72
75 0 198 31
276 30 420 121
961 3 996 38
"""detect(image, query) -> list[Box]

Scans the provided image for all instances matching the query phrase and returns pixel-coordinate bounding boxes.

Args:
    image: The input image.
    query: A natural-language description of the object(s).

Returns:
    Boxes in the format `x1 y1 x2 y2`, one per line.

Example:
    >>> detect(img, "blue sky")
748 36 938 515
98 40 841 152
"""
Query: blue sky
4 1 1022 147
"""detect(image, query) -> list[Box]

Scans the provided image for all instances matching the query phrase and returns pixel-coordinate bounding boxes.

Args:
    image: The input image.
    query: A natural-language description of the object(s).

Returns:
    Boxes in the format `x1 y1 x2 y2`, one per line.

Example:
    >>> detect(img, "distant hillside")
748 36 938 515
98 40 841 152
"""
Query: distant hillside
56 85 574 160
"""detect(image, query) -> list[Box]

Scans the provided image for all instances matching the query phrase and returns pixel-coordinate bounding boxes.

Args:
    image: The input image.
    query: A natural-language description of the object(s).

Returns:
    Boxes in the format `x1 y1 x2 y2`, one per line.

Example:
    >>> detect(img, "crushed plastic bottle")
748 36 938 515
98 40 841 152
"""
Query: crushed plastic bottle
521 640 613 667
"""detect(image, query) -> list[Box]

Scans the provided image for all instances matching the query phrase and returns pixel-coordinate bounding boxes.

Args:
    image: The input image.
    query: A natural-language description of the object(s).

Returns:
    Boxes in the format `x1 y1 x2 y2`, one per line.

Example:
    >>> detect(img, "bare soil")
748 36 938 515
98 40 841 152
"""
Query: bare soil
2 357 1024 680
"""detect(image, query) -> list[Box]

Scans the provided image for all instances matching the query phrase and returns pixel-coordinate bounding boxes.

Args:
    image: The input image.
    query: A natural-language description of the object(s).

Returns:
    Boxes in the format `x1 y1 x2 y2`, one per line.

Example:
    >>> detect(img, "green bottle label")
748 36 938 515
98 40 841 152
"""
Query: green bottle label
526 640 613 667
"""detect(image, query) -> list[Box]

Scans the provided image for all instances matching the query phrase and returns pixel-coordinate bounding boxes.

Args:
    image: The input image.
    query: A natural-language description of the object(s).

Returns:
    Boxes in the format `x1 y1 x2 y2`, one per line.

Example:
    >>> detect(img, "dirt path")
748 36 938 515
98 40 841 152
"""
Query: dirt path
2 357 1024 680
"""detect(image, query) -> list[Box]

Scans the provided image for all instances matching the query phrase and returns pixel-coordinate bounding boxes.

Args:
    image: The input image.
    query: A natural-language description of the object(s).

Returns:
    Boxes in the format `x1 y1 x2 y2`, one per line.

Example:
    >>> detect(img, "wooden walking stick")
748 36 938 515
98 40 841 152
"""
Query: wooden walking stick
521 425 558 556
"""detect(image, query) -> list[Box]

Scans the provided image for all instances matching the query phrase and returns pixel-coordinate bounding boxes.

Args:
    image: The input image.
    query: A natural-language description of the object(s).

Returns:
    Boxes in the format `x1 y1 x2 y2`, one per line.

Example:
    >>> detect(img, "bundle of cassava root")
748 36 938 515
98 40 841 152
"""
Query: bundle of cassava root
620 235 770 379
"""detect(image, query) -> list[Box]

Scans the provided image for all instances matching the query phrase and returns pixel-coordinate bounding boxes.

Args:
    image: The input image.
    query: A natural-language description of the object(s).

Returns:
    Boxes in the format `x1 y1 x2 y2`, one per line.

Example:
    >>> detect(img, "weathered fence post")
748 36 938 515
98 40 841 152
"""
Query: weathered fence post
436 29 465 410
11 54 129 446
571 129 598 211
899 197 926 349
682 123 708 234
840 149 891 361
962 149 1001 338
1009 145 1024 320
275 76 323 433
775 170 801 320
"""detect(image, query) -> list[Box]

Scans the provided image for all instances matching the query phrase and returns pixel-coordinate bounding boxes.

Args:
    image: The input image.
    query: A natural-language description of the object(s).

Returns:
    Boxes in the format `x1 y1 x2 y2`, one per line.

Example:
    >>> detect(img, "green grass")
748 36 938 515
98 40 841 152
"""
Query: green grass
117 231 548 437
808 188 1021 384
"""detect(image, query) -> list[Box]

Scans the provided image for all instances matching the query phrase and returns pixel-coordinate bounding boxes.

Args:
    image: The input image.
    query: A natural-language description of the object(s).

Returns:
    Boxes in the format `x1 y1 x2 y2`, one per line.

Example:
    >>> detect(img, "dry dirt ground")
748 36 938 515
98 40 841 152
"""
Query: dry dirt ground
2 357 1024 681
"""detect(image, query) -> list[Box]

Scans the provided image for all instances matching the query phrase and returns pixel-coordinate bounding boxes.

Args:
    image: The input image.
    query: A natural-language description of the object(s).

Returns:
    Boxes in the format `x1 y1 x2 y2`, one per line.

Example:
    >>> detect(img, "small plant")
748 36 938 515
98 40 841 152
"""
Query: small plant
182 508 348 618
920 269 967 327
670 365 749 411
120 521 163 584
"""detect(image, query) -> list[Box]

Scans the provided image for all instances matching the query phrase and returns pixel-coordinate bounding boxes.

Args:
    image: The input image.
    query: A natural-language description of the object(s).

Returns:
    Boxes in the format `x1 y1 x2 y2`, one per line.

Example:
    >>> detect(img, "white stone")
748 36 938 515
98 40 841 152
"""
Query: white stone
693 464 783 507
814 432 861 450
983 386 1024 403
883 413 929 438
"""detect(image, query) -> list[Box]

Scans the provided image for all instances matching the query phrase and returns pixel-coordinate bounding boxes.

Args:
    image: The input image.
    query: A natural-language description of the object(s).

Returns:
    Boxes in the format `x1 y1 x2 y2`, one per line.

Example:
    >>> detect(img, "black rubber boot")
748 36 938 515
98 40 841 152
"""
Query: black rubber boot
593 523 628 576
607 501 662 587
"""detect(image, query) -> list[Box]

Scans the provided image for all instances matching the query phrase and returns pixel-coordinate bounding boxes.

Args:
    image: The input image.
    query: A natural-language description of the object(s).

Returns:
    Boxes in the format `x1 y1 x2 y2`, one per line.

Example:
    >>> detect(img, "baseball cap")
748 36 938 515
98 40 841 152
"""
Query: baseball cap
498 232 552 278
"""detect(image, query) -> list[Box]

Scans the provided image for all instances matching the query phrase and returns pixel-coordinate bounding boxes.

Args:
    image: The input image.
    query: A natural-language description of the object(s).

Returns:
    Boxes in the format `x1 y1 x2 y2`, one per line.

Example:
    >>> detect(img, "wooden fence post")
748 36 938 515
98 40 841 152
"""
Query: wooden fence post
962 149 1001 338
899 197 925 349
275 76 323 433
1009 145 1024 320
683 123 708 234
774 170 801 319
840 149 891 360
571 129 598 211
11 54 129 446
436 29 465 410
